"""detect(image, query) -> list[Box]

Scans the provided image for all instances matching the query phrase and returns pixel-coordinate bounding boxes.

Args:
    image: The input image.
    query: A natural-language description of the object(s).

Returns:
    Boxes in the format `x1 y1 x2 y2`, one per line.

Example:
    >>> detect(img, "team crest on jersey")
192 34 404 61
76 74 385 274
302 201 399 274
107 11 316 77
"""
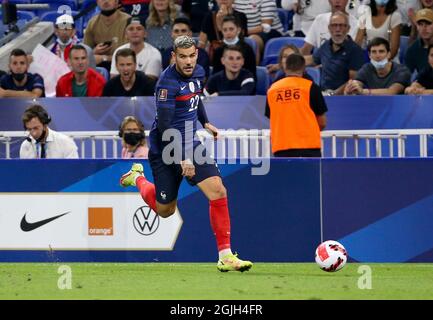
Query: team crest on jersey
189 82 195 93
158 88 168 101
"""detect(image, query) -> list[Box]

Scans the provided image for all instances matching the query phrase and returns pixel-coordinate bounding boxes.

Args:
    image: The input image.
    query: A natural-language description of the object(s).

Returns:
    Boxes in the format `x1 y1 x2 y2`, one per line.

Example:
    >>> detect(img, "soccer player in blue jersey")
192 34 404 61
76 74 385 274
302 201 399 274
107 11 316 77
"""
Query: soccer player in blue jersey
120 35 252 272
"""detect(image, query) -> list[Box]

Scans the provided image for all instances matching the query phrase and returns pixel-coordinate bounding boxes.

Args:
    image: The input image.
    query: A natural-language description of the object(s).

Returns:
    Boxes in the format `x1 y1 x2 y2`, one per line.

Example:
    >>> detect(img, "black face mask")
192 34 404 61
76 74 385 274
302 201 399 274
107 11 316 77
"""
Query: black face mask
100 8 117 17
11 72 25 82
124 132 144 146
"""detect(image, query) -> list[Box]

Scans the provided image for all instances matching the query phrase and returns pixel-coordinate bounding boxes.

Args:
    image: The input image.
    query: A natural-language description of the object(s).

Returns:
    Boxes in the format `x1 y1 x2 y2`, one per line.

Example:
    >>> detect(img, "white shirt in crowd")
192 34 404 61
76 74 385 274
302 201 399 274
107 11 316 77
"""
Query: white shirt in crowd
20 128 79 159
304 11 359 48
282 0 331 35
396 0 421 27
110 42 162 78
357 5 402 44
282 0 366 35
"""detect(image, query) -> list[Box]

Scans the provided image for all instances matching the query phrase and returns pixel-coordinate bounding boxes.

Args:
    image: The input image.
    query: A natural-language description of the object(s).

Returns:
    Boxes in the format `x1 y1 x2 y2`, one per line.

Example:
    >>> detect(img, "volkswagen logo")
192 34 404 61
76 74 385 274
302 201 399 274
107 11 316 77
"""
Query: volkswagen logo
133 206 160 236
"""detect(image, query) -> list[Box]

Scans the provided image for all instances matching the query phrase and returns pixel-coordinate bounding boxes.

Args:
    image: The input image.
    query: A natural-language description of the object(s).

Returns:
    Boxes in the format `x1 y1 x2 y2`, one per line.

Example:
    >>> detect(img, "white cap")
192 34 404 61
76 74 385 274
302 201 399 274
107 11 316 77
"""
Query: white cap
55 14 74 26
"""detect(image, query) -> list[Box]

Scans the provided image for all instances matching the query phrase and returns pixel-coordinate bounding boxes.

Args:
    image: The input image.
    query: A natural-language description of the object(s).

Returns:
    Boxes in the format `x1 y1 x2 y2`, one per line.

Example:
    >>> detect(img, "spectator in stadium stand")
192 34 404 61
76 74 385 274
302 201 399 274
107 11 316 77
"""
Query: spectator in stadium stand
211 15 256 78
118 116 149 159
204 45 255 96
265 54 328 158
145 0 185 52
281 0 331 37
103 48 156 96
300 0 359 55
121 0 151 20
20 104 79 159
198 0 248 62
161 17 210 78
355 0 402 61
405 44 433 93
110 16 162 80
409 0 433 41
234 0 284 63
268 44 314 82
181 0 213 33
405 8 433 73
305 11 365 95
0 49 45 98
56 45 106 97
397 0 423 36
344 37 411 95
51 13 96 69
83 0 131 71
282 0 365 36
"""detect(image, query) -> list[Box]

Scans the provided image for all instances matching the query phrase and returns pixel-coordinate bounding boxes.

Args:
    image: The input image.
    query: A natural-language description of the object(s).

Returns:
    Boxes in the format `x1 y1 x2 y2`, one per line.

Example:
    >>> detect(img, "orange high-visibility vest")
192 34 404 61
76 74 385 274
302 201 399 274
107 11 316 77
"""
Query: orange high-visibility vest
267 76 321 154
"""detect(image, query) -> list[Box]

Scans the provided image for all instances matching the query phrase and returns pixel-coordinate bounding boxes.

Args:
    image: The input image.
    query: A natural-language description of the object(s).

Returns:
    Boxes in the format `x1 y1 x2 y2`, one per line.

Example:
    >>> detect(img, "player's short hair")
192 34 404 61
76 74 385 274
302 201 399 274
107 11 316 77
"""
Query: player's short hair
22 104 51 128
329 11 349 26
173 35 196 52
10 48 27 61
115 48 136 64
173 17 192 29
285 53 306 73
222 44 244 57
367 37 390 53
69 44 88 59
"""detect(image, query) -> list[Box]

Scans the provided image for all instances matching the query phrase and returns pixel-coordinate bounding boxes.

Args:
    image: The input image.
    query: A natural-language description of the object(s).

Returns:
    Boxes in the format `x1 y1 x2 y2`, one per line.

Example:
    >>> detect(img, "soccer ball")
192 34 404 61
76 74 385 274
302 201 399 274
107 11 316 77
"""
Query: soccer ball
315 240 348 272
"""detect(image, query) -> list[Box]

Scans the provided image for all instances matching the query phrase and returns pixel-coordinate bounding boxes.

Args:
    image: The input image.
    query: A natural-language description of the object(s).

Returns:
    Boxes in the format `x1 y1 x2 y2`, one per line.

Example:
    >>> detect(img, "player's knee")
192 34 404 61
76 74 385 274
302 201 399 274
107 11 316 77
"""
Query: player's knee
213 184 227 199
157 206 176 218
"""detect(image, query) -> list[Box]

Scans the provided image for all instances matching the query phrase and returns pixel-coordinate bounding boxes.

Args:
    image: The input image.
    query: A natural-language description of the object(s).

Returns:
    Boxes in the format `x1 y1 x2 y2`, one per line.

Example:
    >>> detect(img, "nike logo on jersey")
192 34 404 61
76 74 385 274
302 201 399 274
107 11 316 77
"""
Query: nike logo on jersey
180 85 187 90
20 212 70 232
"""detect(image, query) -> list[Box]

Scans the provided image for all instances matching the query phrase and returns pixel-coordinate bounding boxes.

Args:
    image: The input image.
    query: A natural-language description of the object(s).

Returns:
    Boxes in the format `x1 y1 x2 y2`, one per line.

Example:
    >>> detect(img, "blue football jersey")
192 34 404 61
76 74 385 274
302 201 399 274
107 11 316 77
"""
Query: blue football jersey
149 64 206 156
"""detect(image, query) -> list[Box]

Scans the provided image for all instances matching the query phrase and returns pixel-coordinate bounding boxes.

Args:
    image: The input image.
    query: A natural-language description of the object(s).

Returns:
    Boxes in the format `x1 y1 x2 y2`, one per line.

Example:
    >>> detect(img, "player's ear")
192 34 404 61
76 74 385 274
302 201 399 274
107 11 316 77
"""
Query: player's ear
171 50 176 61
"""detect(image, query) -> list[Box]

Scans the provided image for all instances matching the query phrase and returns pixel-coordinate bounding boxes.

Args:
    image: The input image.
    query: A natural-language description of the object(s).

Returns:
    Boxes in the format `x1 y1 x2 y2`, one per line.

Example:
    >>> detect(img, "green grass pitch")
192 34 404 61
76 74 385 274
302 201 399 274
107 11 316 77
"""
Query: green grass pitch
0 263 432 300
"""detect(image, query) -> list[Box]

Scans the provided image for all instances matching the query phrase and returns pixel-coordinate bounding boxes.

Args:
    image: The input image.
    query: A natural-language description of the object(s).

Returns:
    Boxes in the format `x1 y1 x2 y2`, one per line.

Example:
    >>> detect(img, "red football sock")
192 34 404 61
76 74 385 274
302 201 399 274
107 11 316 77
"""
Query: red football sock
209 197 231 251
136 176 157 212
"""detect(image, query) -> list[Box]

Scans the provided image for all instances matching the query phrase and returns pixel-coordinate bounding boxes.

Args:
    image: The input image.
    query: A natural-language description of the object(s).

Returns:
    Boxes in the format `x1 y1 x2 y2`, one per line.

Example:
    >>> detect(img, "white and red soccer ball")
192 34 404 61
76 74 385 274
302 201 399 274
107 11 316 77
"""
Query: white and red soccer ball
315 240 348 272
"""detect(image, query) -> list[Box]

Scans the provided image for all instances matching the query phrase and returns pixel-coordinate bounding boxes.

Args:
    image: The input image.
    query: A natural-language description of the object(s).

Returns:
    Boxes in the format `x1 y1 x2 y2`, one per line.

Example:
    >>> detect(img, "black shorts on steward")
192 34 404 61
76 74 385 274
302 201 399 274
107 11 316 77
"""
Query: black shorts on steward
148 147 221 204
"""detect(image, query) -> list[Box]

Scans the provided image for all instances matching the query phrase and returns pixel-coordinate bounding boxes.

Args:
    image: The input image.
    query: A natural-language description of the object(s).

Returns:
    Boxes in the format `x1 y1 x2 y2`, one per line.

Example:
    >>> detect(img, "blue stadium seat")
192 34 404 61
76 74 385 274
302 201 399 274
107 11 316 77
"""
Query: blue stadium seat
80 0 99 29
262 36 305 65
96 66 109 82
256 66 270 95
40 10 84 38
0 10 35 21
9 0 32 4
399 35 409 64
244 37 257 57
306 67 321 86
411 70 418 82
31 0 78 16
277 8 288 32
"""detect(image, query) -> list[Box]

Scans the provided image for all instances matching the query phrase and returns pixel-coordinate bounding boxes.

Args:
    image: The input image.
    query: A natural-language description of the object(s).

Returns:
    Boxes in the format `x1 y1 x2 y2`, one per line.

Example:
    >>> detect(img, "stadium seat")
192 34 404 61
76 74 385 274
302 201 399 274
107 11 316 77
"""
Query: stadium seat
244 37 257 57
9 0 32 4
411 70 418 82
256 66 270 95
399 35 409 64
277 8 288 32
31 0 78 16
0 10 35 27
80 0 99 29
40 10 84 38
305 67 321 86
96 66 109 82
262 36 305 66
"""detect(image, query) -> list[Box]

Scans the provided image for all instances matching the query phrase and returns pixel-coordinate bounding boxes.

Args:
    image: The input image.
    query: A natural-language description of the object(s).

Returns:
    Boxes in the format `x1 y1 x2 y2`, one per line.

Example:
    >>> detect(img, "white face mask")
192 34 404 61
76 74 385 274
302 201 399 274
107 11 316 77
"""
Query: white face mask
56 37 73 47
223 36 239 45
371 58 388 70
